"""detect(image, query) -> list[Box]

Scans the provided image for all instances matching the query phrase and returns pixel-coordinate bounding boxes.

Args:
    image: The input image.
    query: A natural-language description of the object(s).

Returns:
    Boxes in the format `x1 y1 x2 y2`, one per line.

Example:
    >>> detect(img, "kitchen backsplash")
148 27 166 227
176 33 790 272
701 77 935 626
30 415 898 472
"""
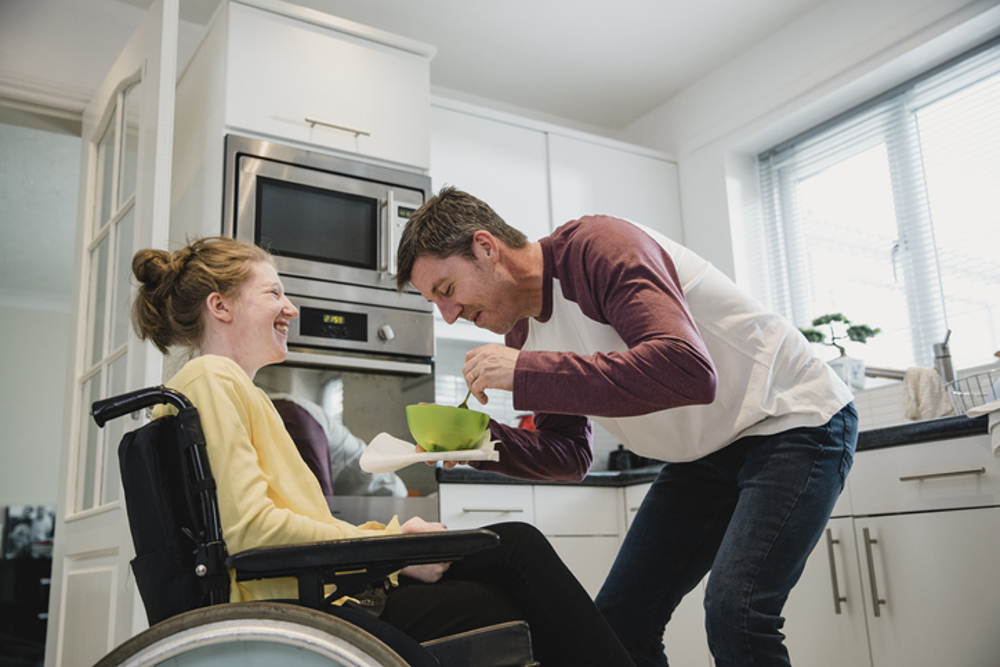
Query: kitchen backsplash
853 382 910 430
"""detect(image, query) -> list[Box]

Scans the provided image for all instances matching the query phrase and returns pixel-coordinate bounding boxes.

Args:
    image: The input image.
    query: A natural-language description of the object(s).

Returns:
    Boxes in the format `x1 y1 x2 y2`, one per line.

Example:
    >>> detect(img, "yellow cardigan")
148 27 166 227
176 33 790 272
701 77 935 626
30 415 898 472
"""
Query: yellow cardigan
162 354 399 602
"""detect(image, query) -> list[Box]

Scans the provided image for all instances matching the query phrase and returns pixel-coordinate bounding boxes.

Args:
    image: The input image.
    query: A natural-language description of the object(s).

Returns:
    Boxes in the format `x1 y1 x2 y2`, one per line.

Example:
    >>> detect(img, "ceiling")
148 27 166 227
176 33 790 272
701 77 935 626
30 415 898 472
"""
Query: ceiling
2 0 827 132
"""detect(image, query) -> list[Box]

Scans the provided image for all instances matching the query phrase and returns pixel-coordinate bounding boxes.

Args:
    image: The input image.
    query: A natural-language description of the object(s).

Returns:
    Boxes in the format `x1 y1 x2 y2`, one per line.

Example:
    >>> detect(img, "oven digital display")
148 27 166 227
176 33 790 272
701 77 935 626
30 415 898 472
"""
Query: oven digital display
299 306 368 342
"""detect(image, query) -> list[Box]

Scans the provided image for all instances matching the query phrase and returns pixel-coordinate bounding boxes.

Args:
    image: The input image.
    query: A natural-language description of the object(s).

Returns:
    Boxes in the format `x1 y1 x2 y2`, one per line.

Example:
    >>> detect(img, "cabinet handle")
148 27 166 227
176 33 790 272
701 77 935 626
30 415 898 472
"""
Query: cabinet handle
898 466 985 482
305 117 371 137
862 527 886 618
825 528 847 615
462 507 525 514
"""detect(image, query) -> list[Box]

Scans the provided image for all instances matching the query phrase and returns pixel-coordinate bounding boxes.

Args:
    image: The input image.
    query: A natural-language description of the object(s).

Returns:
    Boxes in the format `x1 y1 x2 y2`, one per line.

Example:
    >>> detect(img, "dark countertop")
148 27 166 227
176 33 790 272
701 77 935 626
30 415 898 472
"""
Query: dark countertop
856 413 987 451
437 414 990 487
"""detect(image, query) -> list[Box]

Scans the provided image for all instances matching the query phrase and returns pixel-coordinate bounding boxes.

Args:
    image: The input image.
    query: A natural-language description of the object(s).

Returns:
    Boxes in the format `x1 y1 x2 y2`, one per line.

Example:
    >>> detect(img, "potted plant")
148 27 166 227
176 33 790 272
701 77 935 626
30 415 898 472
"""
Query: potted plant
799 313 880 390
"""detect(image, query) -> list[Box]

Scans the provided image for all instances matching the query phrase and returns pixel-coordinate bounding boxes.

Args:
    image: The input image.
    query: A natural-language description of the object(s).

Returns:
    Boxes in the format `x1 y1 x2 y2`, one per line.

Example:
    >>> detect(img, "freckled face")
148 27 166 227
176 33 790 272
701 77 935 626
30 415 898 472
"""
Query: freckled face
410 254 522 335
228 262 298 374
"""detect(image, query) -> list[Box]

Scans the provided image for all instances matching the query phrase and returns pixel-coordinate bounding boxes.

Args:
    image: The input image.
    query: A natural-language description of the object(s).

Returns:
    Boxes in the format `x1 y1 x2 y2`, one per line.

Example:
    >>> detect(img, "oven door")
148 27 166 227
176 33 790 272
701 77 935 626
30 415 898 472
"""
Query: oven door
229 151 425 290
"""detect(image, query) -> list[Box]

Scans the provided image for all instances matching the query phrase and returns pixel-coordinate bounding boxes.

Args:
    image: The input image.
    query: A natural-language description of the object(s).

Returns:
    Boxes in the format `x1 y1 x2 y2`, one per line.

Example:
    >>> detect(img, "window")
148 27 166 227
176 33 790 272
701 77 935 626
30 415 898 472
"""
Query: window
758 37 1000 374
75 79 141 512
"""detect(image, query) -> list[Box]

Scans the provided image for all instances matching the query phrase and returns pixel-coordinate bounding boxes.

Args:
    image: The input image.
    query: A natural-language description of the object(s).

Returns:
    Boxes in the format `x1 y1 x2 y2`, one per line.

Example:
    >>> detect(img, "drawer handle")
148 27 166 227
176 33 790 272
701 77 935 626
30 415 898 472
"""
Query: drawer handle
305 117 371 137
462 508 525 514
862 527 886 618
825 528 847 615
898 466 986 482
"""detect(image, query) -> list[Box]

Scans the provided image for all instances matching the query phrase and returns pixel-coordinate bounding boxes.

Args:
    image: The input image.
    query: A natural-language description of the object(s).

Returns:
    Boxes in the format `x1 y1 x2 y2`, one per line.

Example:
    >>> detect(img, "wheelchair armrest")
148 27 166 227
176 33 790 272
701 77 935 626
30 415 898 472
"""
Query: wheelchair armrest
226 529 499 581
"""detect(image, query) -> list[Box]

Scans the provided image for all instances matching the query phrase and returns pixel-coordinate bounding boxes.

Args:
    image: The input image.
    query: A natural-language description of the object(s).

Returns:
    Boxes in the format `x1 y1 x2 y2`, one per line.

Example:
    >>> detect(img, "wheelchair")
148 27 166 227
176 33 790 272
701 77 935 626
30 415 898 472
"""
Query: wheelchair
90 386 537 667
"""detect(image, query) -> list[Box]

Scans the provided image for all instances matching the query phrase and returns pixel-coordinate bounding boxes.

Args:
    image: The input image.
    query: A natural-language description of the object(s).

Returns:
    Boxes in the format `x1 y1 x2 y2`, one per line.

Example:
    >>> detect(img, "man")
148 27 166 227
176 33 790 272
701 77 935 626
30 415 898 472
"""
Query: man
396 186 857 667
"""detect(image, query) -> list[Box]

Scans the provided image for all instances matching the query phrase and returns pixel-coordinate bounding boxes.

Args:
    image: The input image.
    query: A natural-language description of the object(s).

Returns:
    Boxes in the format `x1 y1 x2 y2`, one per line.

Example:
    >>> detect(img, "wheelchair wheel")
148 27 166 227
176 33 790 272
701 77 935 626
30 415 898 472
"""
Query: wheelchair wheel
94 602 410 667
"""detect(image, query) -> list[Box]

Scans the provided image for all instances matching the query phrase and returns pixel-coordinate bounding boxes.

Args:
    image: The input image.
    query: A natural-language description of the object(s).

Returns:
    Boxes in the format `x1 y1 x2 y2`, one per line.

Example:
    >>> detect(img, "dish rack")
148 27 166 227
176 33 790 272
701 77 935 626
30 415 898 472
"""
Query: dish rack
946 370 1000 415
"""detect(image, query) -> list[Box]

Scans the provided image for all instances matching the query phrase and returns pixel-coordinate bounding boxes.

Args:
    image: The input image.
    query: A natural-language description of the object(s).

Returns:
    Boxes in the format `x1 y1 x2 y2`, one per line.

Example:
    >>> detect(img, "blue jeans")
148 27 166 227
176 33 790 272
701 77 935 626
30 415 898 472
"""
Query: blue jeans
595 403 857 667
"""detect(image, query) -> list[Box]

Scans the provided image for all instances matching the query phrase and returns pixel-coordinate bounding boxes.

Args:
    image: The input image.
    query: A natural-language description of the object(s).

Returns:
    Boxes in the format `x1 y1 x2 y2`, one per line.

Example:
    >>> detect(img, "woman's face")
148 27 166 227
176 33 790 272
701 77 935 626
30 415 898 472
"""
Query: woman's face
227 261 298 376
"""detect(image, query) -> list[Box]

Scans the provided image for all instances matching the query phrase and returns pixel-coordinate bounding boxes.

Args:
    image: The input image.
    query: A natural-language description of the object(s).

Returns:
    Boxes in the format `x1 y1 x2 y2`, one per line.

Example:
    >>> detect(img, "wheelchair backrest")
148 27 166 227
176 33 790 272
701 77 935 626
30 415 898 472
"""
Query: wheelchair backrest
95 388 230 625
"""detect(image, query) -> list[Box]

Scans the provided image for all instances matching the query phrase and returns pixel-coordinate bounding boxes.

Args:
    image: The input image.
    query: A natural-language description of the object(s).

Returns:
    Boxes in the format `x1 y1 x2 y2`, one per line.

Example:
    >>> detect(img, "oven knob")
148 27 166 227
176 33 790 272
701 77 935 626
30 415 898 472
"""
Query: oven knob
377 324 395 342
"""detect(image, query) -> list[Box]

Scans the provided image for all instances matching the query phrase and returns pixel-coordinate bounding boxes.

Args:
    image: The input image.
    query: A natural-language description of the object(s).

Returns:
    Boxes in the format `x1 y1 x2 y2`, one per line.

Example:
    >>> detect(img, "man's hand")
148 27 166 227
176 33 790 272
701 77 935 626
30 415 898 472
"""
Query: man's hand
399 517 451 583
462 344 519 405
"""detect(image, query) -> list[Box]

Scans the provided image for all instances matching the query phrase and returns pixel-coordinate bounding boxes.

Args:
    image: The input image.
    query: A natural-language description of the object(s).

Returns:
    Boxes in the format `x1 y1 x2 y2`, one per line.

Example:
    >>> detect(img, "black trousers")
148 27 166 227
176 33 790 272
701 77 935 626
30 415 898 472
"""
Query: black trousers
379 522 635 667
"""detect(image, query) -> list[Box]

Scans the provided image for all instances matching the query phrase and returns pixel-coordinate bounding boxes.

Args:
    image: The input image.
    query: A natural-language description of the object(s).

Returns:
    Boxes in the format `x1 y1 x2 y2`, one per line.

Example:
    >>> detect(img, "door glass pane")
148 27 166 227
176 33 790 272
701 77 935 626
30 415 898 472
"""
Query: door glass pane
101 355 128 506
89 237 110 366
119 81 141 206
112 208 135 350
95 117 115 234
78 373 102 512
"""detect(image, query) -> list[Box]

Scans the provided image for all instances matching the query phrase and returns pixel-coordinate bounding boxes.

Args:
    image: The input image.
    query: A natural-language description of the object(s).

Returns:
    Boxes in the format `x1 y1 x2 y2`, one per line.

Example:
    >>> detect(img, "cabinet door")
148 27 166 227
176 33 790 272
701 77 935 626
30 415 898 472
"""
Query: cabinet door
437 483 535 530
431 106 551 241
226 4 431 168
783 517 872 667
857 507 1000 667
548 134 682 240
548 536 620 599
624 483 711 667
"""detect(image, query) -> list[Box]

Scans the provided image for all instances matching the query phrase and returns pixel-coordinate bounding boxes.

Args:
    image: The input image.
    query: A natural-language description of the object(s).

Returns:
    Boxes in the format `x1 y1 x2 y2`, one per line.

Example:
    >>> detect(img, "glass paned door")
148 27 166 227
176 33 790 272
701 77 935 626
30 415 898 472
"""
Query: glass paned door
74 79 142 513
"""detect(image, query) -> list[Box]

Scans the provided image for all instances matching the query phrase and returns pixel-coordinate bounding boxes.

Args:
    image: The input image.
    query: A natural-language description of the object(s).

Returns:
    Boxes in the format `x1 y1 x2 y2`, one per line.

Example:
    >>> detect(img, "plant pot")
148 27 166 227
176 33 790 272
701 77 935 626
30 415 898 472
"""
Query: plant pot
828 356 866 391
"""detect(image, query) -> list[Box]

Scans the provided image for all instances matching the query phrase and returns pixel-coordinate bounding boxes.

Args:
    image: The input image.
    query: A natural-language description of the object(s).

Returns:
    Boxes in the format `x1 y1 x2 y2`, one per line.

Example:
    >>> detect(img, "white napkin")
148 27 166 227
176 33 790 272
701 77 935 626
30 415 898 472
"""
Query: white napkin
360 431 500 473
966 399 1000 458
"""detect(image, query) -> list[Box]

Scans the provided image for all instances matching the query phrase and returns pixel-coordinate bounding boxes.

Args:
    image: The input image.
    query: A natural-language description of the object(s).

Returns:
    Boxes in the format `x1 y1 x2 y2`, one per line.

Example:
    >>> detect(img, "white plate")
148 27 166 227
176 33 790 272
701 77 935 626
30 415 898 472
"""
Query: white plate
360 431 499 473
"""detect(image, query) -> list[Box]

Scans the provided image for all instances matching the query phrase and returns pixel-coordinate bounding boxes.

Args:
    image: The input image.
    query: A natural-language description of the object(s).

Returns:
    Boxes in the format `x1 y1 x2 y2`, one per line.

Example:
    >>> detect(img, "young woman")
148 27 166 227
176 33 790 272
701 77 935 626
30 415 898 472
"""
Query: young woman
131 236 634 667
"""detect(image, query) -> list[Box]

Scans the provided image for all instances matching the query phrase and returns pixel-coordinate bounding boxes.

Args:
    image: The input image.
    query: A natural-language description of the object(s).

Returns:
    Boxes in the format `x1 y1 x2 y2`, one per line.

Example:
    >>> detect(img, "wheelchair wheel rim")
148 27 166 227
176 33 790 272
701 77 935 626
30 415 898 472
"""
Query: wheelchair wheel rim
97 604 409 667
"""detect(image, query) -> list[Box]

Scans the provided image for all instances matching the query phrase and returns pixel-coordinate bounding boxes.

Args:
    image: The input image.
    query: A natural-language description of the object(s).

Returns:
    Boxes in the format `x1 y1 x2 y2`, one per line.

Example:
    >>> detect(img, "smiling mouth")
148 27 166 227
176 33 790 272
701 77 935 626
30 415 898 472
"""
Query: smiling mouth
275 323 289 335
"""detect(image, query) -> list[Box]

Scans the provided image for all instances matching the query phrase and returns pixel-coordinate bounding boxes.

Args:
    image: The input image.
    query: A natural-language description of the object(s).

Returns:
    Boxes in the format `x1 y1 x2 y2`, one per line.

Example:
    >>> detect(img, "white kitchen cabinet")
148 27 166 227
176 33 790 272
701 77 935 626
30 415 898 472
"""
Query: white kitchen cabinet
225 2 432 169
857 507 1000 666
548 133 682 240
430 106 550 241
171 0 434 240
782 517 872 667
623 482 712 667
785 432 1000 667
438 482 622 599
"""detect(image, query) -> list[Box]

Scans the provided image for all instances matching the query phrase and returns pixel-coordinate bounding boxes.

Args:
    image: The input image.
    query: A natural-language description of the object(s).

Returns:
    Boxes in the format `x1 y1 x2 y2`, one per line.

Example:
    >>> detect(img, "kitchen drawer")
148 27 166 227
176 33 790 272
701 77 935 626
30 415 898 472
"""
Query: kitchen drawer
850 434 998 515
438 483 535 531
533 485 622 536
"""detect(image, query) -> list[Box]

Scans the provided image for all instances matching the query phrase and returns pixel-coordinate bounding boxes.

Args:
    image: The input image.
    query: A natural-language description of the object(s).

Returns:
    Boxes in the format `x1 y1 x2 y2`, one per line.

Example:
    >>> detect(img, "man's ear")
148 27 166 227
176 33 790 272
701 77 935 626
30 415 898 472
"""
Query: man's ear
205 292 233 323
471 230 499 260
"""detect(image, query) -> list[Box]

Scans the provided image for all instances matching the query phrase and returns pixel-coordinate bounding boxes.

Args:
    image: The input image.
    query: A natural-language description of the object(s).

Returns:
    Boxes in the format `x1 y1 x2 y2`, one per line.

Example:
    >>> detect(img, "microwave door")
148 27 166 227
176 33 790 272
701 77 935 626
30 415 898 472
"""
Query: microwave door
236 156 388 290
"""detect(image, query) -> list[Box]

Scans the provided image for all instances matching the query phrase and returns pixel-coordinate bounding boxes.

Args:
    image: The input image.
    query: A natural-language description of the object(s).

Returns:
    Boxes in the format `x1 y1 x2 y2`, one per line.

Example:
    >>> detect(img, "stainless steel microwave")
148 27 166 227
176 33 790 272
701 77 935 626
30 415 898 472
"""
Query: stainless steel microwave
223 134 431 292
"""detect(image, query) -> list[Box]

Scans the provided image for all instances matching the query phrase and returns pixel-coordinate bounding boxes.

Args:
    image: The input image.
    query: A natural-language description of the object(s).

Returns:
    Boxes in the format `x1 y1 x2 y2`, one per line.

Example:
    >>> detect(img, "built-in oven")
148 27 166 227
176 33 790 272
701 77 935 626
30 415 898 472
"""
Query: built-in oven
222 135 439 509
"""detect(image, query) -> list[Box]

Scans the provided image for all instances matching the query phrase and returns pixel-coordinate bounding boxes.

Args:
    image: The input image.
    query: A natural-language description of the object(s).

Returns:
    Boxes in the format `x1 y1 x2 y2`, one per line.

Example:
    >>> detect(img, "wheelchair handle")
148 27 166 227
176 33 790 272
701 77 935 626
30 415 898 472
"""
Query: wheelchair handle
92 385 193 428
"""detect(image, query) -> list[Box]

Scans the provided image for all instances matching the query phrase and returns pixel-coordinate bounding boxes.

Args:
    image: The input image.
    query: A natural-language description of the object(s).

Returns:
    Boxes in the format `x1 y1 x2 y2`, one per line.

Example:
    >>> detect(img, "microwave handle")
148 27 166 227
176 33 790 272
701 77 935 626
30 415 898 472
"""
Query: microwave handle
385 190 398 276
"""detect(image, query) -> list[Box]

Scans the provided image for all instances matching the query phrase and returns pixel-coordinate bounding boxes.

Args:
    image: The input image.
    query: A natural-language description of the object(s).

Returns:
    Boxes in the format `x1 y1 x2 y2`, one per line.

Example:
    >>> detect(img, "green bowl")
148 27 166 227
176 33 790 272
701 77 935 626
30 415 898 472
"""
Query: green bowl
406 404 490 452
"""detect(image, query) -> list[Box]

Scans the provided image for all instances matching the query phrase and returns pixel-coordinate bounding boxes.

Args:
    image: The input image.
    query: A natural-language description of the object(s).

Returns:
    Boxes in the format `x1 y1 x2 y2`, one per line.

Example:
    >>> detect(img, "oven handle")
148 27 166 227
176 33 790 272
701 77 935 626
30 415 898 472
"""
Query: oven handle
284 350 432 375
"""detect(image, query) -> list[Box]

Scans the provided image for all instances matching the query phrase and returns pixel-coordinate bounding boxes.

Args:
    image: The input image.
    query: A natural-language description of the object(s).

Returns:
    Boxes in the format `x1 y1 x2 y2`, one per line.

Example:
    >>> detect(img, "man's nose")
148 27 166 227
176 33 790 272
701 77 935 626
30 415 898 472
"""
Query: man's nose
438 300 461 324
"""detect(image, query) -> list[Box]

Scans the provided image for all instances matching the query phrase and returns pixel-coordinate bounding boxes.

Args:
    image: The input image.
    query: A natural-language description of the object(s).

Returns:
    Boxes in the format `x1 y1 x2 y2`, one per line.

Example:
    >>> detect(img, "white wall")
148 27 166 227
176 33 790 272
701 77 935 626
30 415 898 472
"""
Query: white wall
622 0 1000 289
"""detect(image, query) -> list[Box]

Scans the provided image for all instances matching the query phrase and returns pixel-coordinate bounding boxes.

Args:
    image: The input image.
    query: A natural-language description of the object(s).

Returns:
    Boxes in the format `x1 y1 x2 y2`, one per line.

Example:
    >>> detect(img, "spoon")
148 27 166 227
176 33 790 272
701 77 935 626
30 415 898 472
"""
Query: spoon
458 387 473 409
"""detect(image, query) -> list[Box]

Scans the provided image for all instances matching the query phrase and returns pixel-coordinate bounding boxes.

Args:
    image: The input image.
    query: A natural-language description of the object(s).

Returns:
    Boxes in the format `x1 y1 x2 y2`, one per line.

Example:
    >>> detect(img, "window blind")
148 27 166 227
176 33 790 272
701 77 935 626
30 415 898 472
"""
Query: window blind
758 36 1000 373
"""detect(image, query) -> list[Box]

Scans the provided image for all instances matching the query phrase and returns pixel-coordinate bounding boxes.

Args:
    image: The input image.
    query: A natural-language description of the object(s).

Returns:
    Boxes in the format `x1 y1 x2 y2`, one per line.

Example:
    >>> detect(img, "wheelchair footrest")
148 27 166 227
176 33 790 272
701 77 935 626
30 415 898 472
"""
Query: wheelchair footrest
420 620 538 667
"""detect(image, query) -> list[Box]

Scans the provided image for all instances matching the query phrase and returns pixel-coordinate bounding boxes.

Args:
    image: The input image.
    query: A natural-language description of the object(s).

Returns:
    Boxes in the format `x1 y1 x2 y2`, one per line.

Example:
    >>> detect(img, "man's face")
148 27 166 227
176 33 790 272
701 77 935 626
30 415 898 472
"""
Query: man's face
410 251 522 335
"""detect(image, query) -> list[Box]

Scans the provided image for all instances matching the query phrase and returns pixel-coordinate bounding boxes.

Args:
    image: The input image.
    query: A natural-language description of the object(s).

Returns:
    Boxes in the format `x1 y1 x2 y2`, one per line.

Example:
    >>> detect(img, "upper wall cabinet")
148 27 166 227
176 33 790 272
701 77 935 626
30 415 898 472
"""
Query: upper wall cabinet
548 134 682 241
172 0 433 239
430 106 551 241
179 0 433 170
